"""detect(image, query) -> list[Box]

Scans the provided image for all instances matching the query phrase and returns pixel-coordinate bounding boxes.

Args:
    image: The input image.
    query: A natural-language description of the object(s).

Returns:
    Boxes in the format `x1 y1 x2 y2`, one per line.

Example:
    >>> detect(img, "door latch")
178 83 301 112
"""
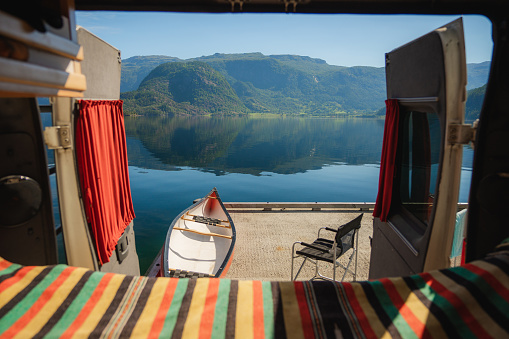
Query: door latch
43 126 72 149
448 120 478 145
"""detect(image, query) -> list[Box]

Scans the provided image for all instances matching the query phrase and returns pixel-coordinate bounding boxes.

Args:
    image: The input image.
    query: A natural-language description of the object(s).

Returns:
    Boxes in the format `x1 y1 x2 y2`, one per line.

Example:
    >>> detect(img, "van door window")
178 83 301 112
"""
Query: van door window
399 111 441 226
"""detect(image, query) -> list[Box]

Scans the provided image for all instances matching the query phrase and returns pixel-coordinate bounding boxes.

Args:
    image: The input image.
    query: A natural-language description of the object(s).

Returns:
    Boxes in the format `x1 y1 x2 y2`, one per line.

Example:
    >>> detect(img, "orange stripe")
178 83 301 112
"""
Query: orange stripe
199 279 220 339
147 278 179 339
0 258 12 270
252 280 265 339
2 267 75 336
381 278 427 337
60 273 114 339
0 266 35 294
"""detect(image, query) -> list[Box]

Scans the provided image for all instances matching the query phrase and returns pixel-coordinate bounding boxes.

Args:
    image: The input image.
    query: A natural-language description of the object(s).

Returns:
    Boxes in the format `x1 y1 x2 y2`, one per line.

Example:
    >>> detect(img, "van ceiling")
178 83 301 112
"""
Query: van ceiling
74 0 504 16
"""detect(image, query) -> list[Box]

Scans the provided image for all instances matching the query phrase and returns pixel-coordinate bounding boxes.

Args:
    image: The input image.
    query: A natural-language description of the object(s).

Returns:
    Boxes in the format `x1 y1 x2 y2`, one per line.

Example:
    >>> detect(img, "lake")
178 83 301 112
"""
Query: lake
123 115 473 273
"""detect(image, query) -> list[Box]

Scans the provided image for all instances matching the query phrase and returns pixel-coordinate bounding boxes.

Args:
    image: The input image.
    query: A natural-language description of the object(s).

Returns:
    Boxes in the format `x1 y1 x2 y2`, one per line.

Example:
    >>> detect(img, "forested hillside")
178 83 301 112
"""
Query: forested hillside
120 53 490 116
465 84 487 121
122 61 248 115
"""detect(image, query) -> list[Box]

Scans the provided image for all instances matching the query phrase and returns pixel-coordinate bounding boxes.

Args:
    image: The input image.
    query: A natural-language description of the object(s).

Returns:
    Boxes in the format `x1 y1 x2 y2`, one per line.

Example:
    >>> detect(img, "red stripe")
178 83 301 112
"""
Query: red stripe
2 267 75 336
252 280 265 339
463 263 509 303
342 283 377 338
148 279 179 339
379 278 430 338
60 273 114 339
294 282 315 339
0 266 36 294
199 279 220 339
422 272 491 338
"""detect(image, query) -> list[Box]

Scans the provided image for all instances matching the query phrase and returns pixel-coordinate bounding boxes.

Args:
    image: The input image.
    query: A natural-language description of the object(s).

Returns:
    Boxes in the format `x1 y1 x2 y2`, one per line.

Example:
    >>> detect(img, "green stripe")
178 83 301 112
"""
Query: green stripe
211 279 231 339
0 265 66 335
262 281 274 339
44 272 105 338
0 262 22 277
159 279 189 337
370 280 418 338
453 265 509 314
411 275 476 338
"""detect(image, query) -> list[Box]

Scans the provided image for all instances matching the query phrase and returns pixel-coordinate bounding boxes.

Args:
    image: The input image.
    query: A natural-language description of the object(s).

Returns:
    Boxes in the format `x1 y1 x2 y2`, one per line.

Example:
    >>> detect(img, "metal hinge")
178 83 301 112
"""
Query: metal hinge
44 126 72 149
282 0 309 12
448 121 477 145
226 0 247 11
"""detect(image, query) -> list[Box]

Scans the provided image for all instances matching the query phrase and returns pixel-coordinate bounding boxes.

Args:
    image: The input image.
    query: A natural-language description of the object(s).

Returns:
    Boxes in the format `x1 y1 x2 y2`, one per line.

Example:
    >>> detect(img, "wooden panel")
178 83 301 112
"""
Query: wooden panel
0 7 86 98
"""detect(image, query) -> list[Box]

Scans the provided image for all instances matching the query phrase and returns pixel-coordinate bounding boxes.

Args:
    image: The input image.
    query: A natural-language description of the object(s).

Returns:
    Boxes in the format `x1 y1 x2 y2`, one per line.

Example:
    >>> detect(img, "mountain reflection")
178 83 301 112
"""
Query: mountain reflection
124 115 385 175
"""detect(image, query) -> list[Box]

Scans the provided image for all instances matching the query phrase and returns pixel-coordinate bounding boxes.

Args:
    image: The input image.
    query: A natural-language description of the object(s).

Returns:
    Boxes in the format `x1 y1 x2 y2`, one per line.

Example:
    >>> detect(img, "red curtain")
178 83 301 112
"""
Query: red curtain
373 99 400 222
75 100 135 265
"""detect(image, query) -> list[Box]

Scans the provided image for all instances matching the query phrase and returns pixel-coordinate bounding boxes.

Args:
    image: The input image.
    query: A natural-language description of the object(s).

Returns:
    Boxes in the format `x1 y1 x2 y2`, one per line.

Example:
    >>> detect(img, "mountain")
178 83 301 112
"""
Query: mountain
193 53 386 114
121 61 248 116
121 53 386 115
465 84 486 121
120 53 491 116
121 55 181 92
466 61 490 90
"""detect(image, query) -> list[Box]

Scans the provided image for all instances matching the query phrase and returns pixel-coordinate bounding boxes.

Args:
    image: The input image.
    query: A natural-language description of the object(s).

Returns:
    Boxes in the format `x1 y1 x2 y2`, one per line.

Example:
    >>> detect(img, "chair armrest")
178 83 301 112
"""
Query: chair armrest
318 226 337 237
300 242 328 252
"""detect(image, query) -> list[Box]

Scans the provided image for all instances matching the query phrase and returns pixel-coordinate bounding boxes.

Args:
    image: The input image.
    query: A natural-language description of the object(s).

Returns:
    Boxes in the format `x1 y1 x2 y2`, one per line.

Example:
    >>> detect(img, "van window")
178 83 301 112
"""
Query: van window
399 111 441 226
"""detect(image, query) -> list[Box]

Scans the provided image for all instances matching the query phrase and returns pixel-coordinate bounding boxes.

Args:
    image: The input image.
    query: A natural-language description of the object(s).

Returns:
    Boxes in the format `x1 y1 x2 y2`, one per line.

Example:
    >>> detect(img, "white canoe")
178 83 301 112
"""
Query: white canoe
162 188 236 278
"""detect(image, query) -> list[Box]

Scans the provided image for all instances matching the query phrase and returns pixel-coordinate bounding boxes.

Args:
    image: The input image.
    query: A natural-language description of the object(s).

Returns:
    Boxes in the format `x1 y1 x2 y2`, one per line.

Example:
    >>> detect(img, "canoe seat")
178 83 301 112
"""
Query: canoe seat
193 215 224 225
168 269 214 278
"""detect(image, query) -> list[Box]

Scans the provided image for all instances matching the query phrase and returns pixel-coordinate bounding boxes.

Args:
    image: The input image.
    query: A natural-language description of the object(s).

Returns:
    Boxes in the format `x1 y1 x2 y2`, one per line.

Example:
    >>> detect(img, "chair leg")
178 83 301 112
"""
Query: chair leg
354 232 359 281
333 259 336 282
341 249 355 281
293 257 309 281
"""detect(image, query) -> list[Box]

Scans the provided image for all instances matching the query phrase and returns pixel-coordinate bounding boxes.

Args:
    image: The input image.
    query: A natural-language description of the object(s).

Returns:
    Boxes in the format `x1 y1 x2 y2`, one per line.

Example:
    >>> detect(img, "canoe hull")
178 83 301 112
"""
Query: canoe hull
163 188 236 278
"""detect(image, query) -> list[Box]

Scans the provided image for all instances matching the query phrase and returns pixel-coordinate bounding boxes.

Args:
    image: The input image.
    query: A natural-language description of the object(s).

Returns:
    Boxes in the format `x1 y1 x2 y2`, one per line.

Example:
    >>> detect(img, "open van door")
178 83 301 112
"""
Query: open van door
369 18 467 279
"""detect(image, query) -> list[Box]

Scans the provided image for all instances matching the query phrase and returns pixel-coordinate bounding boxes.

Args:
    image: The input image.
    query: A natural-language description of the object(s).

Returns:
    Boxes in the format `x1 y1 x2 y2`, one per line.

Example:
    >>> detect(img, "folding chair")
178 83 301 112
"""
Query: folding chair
291 214 363 282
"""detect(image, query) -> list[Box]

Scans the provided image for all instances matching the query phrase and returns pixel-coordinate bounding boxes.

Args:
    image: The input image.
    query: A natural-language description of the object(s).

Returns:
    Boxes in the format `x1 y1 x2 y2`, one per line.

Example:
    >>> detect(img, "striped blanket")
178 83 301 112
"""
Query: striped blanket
1 242 509 338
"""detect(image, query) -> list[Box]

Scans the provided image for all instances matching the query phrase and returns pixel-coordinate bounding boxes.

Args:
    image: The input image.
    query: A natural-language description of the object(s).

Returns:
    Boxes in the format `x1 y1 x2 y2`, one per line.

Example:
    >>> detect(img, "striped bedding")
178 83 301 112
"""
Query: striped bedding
1 242 509 338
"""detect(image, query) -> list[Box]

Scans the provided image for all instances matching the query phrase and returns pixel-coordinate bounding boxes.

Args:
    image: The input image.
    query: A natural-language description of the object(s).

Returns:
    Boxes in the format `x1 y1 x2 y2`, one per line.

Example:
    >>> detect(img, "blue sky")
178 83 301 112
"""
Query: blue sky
76 12 492 67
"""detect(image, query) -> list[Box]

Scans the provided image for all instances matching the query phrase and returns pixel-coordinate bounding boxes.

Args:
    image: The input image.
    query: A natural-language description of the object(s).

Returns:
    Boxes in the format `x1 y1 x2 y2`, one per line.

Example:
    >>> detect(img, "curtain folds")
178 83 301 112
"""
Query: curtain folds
76 100 135 265
373 99 400 222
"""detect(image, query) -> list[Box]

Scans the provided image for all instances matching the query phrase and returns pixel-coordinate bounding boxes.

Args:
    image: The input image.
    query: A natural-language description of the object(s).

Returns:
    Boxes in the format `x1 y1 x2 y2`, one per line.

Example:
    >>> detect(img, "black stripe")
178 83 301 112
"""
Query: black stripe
483 256 509 273
171 279 196 339
303 282 327 339
0 266 53 319
441 268 509 333
403 276 461 339
360 281 402 339
118 277 157 337
0 265 24 284
34 270 94 338
312 281 355 338
273 283 286 339
334 282 365 339
224 280 238 339
91 275 134 337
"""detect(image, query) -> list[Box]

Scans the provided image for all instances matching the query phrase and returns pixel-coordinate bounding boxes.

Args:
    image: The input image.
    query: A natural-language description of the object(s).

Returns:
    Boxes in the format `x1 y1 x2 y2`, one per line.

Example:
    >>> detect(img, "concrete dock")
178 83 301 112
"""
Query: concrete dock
223 204 373 281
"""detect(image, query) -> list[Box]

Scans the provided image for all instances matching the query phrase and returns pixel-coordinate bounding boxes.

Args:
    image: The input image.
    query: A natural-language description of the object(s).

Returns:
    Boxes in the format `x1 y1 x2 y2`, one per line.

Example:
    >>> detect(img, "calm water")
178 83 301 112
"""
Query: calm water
123 115 473 273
